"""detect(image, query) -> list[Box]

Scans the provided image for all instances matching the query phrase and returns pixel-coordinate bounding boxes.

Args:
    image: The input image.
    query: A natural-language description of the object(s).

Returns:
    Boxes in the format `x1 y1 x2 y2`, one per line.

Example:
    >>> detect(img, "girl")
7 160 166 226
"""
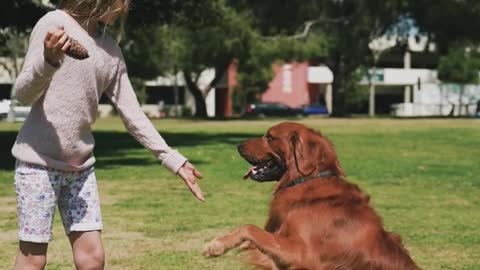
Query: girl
12 0 205 269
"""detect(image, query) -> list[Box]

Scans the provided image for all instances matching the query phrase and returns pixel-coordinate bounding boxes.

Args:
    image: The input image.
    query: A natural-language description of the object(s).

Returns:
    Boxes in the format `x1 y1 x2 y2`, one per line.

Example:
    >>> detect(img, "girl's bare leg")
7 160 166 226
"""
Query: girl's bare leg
69 231 105 270
14 241 48 270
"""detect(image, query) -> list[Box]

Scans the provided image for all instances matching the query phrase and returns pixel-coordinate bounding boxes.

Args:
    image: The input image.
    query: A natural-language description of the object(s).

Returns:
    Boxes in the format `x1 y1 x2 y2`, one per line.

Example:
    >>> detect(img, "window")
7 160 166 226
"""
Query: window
282 64 293 93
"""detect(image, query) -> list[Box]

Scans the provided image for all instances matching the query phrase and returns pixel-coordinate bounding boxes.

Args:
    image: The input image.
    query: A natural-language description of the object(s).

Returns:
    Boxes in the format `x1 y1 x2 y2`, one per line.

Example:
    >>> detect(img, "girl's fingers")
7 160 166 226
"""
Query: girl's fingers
179 169 205 202
188 182 205 202
184 162 203 179
184 162 194 170
193 169 203 179
44 26 67 64
47 29 65 48
61 39 71 52
45 26 64 45
55 34 68 49
186 175 196 185
55 34 69 50
45 31 53 43
44 33 55 49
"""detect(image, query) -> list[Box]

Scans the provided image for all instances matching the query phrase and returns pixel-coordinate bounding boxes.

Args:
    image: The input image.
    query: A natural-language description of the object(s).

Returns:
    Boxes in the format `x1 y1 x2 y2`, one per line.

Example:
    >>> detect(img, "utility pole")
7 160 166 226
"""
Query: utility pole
173 66 180 117
403 48 412 103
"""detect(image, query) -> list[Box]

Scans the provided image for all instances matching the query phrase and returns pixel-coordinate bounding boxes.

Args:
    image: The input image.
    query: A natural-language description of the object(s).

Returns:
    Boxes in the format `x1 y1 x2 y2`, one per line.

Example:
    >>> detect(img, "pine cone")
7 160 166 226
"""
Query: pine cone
65 38 89 60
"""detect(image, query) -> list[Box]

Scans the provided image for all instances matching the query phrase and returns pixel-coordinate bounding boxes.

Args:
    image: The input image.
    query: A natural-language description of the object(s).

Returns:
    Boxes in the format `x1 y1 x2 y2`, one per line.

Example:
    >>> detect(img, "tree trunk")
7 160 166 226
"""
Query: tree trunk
330 53 349 117
458 84 464 117
183 72 208 118
182 64 229 118
173 65 180 117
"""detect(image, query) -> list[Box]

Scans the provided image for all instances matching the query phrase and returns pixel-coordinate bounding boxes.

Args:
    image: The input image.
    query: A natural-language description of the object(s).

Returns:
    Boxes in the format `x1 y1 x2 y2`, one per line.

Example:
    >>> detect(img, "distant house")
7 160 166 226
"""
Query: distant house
366 35 480 116
261 62 334 113
143 60 238 118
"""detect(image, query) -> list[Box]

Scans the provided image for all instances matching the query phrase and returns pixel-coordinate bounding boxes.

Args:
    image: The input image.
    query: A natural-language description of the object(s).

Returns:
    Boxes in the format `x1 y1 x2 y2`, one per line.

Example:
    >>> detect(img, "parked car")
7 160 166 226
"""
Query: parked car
243 102 304 118
301 103 329 115
0 99 11 120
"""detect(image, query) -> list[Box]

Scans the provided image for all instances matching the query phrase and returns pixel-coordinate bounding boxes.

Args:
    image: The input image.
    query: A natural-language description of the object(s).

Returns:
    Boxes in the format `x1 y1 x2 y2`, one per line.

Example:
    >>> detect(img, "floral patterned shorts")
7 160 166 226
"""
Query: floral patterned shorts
14 160 102 243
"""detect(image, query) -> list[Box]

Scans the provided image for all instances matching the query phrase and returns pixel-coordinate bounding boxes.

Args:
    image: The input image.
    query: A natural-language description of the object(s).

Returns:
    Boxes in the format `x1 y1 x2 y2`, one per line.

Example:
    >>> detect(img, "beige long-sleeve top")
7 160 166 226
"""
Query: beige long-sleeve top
11 9 187 173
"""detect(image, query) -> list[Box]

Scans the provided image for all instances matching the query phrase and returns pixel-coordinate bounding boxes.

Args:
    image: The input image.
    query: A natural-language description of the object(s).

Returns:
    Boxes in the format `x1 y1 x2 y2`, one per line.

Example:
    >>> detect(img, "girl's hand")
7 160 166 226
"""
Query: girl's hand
177 161 205 202
44 26 71 67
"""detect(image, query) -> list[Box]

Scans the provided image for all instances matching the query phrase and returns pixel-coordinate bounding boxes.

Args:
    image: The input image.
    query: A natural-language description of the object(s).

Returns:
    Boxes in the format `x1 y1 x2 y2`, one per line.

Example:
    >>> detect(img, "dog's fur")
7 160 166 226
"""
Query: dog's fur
204 122 420 270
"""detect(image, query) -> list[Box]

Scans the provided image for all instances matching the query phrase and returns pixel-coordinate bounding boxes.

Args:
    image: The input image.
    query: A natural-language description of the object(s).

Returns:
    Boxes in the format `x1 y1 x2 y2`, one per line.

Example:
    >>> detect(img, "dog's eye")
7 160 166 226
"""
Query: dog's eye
265 135 274 142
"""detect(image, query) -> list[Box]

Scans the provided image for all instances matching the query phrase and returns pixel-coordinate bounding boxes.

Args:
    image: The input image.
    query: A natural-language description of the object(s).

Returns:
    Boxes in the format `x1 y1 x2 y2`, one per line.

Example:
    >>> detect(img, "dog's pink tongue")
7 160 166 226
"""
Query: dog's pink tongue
243 166 257 179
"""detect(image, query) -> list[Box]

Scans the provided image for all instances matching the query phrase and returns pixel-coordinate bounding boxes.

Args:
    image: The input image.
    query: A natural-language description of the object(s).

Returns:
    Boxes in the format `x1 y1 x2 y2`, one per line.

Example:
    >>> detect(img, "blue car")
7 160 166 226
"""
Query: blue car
301 103 329 115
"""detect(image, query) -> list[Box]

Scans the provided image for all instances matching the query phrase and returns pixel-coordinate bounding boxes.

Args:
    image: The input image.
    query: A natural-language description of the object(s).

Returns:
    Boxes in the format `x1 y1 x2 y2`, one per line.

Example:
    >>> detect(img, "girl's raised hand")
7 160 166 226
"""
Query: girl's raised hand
44 26 71 67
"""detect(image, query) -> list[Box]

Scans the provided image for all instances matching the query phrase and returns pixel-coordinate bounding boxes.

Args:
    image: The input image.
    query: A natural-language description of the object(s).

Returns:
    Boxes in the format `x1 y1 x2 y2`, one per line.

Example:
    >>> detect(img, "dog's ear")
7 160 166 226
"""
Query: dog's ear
291 130 345 176
290 131 318 176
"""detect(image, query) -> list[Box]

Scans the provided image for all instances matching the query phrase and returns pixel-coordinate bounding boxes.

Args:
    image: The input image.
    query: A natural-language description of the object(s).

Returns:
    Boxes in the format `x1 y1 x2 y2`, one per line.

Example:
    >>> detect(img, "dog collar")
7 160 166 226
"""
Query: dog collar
282 171 335 189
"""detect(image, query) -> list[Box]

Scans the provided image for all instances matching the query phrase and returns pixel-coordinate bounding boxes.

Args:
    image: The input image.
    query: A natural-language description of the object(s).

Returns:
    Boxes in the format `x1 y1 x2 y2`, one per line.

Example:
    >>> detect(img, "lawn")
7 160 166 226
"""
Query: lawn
0 117 479 269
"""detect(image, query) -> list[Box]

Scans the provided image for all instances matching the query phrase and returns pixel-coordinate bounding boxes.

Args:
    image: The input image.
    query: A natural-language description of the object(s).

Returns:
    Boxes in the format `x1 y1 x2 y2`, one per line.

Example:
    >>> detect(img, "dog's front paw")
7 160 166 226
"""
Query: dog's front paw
238 240 253 251
203 240 226 257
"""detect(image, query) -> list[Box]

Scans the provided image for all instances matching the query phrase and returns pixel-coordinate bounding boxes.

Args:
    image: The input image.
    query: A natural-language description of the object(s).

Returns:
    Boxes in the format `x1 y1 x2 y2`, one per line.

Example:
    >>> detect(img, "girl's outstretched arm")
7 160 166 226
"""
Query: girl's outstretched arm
106 59 204 201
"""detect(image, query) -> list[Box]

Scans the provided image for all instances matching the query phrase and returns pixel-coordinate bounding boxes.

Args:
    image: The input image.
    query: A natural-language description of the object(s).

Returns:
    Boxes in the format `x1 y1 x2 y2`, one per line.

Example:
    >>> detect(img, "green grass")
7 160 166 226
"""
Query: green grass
0 117 479 269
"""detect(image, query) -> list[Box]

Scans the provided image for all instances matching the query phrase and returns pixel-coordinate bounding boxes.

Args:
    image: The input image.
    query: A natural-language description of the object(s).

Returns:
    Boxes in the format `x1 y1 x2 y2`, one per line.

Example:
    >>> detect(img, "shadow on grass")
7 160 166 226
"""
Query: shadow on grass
0 131 257 171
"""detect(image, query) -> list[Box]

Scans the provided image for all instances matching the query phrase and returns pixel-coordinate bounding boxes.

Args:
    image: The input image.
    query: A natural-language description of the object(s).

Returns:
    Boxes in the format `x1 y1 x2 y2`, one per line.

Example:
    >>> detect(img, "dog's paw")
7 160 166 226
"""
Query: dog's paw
238 240 253 250
203 240 226 257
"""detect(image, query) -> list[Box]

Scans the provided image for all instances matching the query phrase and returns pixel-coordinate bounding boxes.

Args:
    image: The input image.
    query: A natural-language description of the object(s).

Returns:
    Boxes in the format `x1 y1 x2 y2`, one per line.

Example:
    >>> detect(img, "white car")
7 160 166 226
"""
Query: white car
0 99 11 119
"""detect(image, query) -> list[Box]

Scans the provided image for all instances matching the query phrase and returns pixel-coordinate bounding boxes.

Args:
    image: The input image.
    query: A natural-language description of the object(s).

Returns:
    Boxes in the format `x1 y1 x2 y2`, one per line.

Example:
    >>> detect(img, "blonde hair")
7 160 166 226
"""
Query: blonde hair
59 0 131 40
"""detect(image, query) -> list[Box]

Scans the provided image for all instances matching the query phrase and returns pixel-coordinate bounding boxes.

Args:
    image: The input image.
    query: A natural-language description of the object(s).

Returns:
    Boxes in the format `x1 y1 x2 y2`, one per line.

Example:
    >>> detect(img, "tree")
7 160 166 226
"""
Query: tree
0 0 46 30
124 0 330 117
0 0 48 121
174 7 252 118
437 45 480 116
407 0 480 54
229 0 411 116
235 28 328 105
124 0 257 117
0 29 29 82
407 1 480 116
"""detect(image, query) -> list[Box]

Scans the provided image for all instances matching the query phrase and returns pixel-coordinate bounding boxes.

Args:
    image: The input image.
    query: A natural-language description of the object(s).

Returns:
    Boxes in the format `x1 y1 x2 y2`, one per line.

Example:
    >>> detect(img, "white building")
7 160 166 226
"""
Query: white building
365 35 480 117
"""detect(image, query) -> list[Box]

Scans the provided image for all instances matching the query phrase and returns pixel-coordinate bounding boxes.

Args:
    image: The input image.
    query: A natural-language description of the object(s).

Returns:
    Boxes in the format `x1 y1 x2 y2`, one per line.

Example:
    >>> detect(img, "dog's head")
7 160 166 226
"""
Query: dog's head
238 122 344 182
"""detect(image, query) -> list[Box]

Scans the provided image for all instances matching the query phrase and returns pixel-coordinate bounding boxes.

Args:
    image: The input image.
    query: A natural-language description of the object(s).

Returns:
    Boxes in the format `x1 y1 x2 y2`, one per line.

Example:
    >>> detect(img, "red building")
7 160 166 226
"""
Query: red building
262 62 333 112
215 61 333 117
214 60 238 117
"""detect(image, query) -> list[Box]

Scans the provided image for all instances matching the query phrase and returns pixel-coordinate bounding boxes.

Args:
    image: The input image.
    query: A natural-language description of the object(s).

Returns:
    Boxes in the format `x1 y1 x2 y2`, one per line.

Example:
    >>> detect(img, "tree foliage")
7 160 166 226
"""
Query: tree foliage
4 0 480 117
0 0 47 50
408 0 480 54
124 0 480 116
438 46 480 84
123 0 331 117
124 0 256 117
230 0 411 116
437 44 480 116
0 0 46 31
